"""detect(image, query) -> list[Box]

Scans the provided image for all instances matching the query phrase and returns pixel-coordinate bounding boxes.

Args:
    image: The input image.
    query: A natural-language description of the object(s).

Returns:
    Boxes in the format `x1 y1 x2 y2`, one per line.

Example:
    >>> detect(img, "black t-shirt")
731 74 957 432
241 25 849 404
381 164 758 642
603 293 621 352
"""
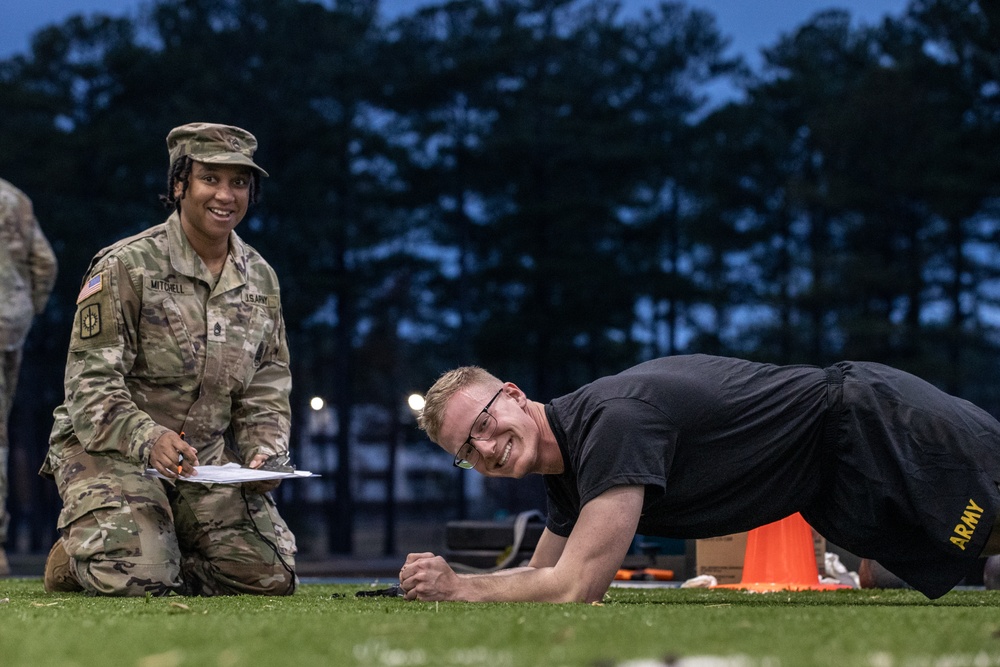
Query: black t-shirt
544 354 834 539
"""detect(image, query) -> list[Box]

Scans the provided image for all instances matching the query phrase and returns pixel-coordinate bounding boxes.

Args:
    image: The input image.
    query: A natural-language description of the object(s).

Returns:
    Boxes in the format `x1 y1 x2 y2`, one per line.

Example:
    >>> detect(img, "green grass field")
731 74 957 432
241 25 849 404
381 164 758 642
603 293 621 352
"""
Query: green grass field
1 579 998 666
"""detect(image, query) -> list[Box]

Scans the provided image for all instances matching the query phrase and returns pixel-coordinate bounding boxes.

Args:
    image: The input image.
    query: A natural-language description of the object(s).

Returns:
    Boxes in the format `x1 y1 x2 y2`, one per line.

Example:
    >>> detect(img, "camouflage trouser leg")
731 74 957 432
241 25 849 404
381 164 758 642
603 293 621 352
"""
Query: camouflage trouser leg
53 449 182 596
172 481 297 596
0 348 23 545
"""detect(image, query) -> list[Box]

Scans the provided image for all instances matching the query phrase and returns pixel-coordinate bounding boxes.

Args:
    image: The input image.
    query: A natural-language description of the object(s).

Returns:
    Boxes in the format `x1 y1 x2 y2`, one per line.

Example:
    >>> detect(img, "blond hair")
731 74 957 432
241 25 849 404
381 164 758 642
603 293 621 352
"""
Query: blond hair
417 366 502 444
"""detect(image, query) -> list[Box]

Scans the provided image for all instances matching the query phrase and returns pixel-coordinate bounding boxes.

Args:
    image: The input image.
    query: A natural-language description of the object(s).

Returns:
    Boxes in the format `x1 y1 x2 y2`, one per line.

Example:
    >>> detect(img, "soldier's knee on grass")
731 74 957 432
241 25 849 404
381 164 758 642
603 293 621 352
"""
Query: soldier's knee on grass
61 507 183 596
205 560 296 596
82 559 181 597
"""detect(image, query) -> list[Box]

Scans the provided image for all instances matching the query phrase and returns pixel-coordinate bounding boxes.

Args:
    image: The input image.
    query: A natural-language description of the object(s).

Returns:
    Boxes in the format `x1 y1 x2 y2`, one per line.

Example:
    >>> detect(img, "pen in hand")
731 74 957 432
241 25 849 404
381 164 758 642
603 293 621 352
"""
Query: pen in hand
178 431 186 476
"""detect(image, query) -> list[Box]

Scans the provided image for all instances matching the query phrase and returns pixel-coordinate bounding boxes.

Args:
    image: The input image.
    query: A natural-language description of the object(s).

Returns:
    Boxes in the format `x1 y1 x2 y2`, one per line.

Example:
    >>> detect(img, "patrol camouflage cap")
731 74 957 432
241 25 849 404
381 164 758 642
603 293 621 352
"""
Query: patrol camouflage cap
166 122 269 177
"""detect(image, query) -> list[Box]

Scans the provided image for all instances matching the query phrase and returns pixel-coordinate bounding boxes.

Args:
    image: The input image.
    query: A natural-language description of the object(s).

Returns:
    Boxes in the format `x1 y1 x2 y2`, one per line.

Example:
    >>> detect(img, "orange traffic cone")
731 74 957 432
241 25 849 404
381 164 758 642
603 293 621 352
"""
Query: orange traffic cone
714 512 850 592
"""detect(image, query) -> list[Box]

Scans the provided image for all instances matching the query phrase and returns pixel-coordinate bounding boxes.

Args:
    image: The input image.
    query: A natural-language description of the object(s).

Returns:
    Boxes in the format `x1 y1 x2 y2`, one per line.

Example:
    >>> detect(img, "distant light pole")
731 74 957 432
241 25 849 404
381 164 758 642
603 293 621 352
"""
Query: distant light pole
384 393 425 556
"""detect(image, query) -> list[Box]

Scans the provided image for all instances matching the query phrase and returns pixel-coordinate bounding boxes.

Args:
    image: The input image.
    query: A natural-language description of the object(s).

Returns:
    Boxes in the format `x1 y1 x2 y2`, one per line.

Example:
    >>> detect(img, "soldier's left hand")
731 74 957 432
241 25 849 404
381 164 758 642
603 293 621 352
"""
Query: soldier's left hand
244 453 281 494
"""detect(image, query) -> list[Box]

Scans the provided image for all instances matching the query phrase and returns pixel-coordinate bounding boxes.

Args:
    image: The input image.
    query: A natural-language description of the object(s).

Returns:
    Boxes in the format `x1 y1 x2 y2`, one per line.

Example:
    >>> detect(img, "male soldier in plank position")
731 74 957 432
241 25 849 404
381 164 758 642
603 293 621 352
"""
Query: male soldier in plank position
400 356 1000 602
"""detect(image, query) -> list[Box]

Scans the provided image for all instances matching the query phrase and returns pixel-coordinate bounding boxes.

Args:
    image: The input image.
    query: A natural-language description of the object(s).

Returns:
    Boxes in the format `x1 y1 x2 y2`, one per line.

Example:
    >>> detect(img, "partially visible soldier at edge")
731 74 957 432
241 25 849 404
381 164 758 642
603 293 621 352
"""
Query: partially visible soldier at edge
0 178 57 577
40 122 297 596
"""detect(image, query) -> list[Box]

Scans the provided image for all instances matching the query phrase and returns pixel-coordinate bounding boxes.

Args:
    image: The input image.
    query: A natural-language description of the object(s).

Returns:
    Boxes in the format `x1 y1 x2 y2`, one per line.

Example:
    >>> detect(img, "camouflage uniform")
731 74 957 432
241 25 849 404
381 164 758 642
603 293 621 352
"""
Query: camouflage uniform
0 178 57 552
42 197 297 595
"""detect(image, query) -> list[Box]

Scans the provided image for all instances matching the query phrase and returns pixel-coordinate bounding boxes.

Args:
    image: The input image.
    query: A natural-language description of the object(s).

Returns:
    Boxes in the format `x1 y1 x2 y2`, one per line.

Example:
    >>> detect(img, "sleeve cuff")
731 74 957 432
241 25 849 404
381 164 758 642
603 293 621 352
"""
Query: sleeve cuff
130 422 171 466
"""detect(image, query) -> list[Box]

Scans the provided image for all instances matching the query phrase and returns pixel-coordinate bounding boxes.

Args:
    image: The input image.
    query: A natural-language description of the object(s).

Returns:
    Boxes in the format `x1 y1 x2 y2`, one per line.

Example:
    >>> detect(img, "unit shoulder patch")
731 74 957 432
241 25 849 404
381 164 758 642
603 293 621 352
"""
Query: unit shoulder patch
70 270 117 351
79 303 102 339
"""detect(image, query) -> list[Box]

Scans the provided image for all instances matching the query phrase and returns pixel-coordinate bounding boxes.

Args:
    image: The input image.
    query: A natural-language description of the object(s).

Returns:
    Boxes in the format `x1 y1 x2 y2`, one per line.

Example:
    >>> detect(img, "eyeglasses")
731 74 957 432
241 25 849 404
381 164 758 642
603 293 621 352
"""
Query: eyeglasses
453 387 503 470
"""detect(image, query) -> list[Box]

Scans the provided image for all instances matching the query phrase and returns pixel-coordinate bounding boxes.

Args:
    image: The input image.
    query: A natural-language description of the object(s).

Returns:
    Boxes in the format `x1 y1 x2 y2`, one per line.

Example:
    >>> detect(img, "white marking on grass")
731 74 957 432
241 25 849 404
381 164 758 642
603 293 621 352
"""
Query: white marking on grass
446 647 514 666
616 657 780 667
352 639 513 666
868 652 1000 667
137 650 184 667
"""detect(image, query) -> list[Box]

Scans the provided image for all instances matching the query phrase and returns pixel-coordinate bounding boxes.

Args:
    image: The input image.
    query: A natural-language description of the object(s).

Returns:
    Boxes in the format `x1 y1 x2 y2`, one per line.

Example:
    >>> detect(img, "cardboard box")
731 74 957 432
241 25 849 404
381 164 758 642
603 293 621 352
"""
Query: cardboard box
693 532 747 584
693 529 826 584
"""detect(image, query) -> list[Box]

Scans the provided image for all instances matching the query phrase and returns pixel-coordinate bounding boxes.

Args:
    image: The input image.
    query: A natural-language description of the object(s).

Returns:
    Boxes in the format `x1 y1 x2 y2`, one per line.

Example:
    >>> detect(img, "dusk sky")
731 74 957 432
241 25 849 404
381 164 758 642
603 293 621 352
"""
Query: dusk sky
3 0 911 64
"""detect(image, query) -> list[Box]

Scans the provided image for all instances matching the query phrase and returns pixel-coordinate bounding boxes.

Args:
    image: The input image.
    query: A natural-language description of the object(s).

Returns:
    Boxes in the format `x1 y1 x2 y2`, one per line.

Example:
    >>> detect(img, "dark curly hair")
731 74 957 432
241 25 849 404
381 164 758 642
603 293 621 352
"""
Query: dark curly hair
159 156 260 211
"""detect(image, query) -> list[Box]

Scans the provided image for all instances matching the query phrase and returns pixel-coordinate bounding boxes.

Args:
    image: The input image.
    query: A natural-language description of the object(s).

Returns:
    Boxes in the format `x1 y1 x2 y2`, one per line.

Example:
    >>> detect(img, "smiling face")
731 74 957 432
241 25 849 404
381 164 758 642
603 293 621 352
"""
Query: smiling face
439 384 540 479
175 161 252 248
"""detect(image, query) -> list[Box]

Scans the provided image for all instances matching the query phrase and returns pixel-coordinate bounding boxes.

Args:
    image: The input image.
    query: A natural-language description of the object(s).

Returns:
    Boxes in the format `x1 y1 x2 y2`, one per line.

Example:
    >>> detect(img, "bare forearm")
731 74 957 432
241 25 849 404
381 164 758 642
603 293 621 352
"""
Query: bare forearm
401 553 601 603
400 487 643 604
454 566 605 603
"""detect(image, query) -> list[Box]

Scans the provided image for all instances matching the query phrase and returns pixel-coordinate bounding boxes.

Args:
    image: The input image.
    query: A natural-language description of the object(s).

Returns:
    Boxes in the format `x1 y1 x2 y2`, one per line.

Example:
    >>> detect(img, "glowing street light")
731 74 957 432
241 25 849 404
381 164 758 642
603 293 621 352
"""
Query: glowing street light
406 393 425 413
310 396 325 411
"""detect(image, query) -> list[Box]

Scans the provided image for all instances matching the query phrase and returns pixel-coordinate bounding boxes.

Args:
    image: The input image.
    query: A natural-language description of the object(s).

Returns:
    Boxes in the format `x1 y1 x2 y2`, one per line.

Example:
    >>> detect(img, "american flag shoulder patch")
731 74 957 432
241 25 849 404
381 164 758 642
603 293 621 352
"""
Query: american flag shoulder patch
76 274 103 304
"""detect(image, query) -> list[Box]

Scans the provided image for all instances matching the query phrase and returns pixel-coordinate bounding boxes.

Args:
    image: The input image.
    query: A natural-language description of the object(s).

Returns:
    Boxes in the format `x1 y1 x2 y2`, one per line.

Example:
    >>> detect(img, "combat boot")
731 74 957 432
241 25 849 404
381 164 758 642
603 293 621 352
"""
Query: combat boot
43 538 83 593
0 546 9 577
